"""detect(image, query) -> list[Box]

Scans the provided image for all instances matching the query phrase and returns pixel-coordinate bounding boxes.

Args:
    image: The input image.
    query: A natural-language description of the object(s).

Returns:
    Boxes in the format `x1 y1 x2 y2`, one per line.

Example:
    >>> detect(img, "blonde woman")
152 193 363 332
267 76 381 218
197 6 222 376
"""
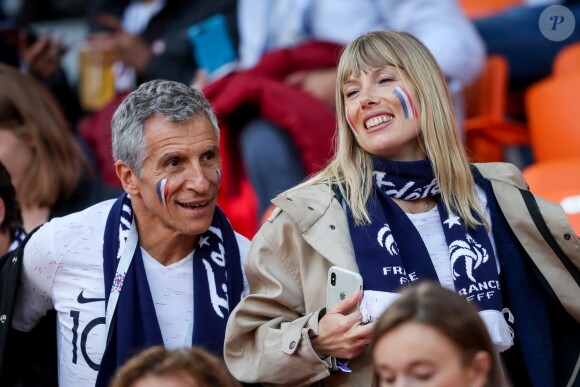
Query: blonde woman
224 31 579 386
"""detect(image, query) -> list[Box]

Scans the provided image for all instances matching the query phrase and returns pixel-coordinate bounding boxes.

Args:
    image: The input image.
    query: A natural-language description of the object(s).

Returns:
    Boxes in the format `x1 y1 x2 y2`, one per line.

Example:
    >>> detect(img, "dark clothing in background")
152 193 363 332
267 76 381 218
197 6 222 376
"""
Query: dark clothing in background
0 10 84 126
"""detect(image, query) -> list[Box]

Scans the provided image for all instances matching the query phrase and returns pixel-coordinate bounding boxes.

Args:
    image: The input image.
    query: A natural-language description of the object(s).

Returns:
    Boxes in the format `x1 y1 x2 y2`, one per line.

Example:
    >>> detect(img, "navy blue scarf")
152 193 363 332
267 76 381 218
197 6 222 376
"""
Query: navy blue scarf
7 226 26 253
96 193 243 386
473 168 553 386
347 158 512 350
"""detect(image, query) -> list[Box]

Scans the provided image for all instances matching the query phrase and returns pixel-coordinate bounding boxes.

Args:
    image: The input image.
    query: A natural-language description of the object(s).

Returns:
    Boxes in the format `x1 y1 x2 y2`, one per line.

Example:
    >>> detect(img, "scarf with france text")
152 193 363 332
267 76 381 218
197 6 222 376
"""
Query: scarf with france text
96 193 243 386
347 158 513 352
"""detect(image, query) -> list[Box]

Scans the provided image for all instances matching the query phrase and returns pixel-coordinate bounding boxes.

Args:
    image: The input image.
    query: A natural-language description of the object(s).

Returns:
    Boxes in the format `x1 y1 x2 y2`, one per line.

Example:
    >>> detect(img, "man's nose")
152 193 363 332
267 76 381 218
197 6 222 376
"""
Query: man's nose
184 165 210 193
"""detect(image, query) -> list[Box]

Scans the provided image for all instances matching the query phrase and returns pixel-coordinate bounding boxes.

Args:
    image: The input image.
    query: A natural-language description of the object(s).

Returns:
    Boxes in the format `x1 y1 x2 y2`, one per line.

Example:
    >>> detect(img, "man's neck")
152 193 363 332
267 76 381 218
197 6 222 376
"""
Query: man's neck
138 229 197 266
132 214 198 266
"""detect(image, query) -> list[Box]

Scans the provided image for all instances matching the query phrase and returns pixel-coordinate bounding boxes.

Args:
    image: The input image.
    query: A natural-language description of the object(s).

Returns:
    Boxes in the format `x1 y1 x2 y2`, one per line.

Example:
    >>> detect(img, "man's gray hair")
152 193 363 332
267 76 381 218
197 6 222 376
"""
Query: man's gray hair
112 80 220 177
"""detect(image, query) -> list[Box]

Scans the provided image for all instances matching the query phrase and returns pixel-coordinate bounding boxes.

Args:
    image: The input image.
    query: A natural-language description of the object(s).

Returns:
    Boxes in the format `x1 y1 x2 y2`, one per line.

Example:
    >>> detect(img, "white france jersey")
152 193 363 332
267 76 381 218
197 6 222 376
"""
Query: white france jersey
11 199 250 387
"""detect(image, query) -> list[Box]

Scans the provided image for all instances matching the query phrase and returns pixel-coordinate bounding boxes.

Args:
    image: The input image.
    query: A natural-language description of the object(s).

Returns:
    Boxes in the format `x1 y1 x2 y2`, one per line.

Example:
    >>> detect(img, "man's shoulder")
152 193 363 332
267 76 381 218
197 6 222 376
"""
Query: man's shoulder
270 184 335 231
49 199 115 227
30 199 116 246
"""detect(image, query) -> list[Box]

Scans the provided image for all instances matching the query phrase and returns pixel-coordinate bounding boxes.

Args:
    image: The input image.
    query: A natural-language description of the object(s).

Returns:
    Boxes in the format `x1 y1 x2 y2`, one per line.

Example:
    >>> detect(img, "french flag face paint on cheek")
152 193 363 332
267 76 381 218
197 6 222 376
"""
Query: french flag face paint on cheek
345 110 358 137
393 86 417 120
216 168 222 185
156 178 170 206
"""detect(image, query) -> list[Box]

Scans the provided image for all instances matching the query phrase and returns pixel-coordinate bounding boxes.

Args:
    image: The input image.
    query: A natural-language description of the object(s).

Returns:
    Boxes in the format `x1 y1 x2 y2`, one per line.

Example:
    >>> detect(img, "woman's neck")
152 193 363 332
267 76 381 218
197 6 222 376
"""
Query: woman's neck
22 206 51 232
0 231 10 256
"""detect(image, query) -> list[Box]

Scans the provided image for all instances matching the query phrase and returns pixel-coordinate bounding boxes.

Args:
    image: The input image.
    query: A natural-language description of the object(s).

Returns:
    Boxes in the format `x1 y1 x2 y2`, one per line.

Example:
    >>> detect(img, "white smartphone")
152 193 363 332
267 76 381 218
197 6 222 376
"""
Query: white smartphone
326 266 363 313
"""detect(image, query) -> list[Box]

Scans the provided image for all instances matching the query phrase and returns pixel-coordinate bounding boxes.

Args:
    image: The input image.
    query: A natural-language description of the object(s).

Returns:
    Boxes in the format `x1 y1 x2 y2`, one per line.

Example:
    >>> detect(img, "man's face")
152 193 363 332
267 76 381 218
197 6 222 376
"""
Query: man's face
120 115 221 241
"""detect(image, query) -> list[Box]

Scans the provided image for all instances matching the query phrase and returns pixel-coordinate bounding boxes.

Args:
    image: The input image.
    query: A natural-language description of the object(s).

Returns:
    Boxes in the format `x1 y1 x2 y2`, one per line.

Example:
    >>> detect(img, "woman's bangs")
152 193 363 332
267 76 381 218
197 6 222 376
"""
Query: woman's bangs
341 38 397 84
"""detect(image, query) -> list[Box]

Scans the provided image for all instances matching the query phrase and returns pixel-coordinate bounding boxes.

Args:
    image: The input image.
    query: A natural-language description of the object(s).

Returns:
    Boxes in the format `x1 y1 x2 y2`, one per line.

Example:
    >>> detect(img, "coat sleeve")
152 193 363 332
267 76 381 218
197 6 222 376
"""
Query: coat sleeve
224 212 334 386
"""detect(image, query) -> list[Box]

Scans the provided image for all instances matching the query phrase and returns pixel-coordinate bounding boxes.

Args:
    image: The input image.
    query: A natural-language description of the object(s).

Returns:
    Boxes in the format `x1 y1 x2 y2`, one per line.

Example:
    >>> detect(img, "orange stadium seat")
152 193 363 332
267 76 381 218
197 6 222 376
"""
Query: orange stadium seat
523 159 580 235
525 73 580 162
458 0 522 19
553 42 580 78
463 55 528 162
523 73 580 234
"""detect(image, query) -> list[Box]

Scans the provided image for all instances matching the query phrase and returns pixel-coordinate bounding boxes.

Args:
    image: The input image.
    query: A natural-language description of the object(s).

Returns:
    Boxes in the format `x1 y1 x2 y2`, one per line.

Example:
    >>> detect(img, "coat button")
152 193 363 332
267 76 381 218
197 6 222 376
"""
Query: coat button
0 314 6 324
564 233 571 240
289 341 296 349
329 225 336 230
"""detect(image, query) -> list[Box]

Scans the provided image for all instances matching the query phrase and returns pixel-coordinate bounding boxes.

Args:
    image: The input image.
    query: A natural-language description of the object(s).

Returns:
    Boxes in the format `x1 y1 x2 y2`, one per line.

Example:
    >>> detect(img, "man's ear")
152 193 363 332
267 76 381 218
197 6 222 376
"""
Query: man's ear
115 161 140 195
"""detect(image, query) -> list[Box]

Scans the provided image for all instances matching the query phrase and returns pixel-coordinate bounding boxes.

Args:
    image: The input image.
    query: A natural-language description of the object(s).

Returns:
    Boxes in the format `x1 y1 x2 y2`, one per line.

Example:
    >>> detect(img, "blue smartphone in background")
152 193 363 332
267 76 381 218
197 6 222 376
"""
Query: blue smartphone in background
188 14 237 80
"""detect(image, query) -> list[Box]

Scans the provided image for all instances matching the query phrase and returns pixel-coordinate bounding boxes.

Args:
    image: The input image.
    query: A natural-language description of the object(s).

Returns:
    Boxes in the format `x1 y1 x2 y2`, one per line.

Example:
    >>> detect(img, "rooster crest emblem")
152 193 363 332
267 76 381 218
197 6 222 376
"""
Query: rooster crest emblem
450 234 488 282
377 224 399 256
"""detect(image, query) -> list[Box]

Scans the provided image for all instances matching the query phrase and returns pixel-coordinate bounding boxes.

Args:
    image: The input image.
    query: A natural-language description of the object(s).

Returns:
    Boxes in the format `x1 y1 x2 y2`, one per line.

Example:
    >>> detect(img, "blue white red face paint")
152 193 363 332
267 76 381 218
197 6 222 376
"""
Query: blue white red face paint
393 86 417 120
345 110 358 137
156 178 170 206
156 168 220 206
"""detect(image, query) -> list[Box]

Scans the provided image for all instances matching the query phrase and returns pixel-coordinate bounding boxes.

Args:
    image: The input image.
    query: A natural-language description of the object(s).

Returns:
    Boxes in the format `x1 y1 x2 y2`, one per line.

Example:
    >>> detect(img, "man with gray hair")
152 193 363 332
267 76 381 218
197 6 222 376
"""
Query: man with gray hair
9 80 250 387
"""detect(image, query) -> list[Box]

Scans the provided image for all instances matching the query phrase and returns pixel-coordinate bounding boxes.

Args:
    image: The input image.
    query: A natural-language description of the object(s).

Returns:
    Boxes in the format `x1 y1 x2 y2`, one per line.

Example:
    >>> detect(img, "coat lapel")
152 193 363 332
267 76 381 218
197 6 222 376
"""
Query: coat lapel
273 185 359 273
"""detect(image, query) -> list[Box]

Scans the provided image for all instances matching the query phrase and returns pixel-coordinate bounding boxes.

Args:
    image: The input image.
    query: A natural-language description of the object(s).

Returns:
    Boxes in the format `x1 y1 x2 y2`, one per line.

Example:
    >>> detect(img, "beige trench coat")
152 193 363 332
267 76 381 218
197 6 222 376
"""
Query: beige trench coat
224 163 580 386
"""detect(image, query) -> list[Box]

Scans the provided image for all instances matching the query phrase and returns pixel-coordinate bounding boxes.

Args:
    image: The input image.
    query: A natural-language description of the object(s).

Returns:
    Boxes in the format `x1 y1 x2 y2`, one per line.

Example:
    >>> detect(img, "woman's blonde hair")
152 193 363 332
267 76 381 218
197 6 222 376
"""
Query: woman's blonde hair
0 63 87 208
300 31 484 227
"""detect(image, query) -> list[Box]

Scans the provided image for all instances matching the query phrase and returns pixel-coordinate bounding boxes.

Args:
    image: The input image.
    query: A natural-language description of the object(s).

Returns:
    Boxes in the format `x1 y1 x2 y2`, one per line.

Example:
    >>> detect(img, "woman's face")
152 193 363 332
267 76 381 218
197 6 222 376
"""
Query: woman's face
342 66 425 161
0 128 33 189
373 322 489 387
131 373 200 387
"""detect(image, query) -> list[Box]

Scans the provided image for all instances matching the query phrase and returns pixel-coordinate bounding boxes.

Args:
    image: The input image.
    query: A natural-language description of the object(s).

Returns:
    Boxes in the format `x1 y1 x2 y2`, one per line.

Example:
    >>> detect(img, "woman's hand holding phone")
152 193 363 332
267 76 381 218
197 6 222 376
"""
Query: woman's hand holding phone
19 33 65 79
311 290 375 360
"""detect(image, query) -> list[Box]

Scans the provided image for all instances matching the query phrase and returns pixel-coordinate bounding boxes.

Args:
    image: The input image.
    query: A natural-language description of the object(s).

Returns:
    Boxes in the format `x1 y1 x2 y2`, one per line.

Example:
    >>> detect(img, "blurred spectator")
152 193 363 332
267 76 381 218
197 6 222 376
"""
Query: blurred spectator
110 346 241 387
78 0 239 188
238 0 484 99
474 0 580 88
9 0 92 22
0 63 121 231
373 282 507 387
0 8 84 125
0 160 24 256
87 0 238 91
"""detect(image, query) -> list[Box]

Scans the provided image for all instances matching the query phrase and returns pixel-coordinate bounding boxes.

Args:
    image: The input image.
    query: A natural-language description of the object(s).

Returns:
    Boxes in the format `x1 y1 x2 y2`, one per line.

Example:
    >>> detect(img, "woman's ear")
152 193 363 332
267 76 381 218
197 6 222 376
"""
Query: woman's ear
115 161 139 195
467 350 492 387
